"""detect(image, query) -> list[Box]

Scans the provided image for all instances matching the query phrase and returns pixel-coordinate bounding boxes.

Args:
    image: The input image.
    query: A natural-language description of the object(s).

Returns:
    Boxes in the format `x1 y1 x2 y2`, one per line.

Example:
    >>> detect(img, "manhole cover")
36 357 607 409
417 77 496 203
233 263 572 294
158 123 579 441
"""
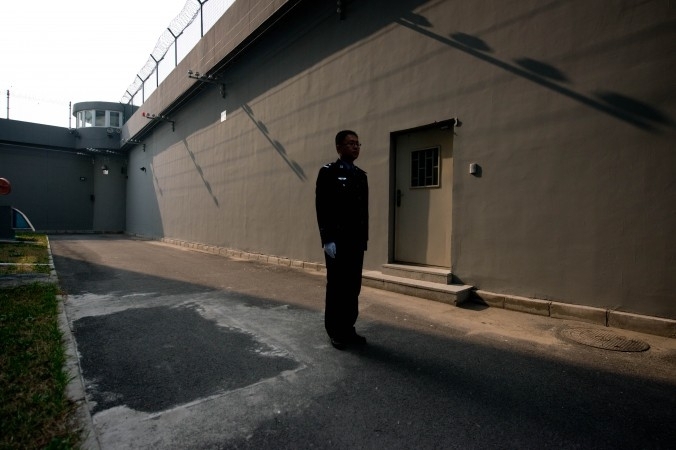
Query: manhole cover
560 327 650 352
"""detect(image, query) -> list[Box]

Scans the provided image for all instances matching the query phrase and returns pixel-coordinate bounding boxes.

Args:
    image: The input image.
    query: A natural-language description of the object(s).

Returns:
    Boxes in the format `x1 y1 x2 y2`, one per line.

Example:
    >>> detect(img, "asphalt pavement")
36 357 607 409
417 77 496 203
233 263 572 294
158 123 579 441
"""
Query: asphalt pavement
48 234 676 449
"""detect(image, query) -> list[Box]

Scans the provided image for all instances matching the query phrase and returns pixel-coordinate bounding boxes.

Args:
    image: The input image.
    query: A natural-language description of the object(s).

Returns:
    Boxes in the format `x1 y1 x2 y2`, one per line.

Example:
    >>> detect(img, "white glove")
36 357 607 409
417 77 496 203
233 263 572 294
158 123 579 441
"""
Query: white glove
323 242 336 258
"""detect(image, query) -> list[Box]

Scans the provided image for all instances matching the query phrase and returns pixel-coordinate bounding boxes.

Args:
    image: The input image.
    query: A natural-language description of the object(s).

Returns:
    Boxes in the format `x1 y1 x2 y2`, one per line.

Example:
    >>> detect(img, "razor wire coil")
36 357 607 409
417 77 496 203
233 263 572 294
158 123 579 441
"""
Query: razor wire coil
122 0 232 105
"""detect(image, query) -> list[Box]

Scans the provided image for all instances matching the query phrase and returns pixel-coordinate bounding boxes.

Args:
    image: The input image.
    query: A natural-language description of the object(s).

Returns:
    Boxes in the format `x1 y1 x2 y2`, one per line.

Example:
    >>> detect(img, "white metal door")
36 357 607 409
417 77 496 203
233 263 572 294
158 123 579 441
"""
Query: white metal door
394 128 453 267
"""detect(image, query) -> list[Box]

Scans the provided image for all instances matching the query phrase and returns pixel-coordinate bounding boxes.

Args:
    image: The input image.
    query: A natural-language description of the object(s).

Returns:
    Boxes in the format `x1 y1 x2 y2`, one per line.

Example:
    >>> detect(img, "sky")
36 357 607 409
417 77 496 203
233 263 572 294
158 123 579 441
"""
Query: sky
0 0 193 128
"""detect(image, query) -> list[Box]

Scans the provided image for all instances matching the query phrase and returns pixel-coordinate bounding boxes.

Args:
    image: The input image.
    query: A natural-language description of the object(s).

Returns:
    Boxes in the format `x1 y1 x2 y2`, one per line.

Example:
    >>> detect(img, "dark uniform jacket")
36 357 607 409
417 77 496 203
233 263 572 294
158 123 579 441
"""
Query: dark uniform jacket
315 159 369 251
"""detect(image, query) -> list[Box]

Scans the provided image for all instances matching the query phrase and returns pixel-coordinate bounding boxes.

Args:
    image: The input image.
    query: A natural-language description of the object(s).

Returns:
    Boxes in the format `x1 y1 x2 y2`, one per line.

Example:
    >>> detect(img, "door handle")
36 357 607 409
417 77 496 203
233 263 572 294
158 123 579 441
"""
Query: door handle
396 189 402 207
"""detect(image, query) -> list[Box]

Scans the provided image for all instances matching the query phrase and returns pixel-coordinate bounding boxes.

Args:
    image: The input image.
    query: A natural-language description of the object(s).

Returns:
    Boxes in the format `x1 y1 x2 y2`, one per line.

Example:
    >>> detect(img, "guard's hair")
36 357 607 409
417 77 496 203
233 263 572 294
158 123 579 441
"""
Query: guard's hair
335 130 358 146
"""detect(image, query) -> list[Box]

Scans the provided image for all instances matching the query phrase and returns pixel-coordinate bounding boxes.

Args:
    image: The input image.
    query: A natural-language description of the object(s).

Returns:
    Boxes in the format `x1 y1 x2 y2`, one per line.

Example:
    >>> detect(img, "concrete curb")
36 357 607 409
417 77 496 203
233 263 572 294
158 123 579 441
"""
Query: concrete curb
158 237 327 274
473 290 676 339
47 236 101 450
58 296 100 450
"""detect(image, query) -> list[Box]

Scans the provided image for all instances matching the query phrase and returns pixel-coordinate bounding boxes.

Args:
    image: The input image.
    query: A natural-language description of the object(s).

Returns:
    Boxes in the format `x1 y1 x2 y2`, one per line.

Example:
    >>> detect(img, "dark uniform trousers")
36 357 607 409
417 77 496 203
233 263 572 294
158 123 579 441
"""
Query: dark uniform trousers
324 242 364 340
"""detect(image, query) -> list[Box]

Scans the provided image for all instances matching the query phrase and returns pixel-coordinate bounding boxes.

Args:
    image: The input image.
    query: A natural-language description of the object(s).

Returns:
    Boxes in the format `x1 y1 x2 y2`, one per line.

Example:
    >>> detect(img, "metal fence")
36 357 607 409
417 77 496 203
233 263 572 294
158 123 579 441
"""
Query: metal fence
122 0 234 106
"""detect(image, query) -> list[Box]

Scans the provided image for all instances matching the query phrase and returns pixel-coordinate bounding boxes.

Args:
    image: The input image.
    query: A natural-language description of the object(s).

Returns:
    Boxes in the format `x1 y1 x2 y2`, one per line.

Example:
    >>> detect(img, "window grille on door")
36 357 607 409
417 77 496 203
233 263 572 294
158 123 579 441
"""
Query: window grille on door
410 146 440 188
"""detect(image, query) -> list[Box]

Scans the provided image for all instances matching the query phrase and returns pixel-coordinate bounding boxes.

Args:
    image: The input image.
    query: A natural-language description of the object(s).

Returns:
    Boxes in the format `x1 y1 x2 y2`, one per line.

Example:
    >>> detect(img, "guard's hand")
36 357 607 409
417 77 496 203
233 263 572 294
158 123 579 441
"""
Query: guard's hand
323 242 336 258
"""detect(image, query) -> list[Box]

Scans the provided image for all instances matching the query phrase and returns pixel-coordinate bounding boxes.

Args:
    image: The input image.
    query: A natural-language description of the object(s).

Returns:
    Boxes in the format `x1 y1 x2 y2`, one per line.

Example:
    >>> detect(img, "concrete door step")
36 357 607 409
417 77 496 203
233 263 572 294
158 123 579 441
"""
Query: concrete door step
362 268 473 306
381 263 454 284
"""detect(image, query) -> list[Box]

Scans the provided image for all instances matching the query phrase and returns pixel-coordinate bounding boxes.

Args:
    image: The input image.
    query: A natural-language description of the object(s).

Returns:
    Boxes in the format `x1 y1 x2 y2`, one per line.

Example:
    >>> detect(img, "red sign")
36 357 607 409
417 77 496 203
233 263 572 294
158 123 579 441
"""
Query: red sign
0 178 11 195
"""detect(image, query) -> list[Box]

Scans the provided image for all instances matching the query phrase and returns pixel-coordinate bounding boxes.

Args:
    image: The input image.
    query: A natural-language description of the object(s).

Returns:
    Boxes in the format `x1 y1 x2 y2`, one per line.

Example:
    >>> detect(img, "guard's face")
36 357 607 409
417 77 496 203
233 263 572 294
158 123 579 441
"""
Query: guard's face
337 134 361 162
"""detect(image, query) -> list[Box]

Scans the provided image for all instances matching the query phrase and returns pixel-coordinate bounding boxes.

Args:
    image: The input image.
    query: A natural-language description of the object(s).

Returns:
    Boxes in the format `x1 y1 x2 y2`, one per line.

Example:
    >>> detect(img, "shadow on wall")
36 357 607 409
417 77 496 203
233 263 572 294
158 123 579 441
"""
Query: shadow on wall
143 0 672 187
154 0 435 162
183 139 220 206
242 103 308 182
396 12 674 134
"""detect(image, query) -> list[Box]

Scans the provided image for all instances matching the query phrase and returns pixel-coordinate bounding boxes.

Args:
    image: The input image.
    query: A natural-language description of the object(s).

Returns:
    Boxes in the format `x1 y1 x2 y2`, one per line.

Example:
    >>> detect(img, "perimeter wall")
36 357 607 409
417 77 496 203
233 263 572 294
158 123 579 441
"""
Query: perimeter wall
122 0 676 319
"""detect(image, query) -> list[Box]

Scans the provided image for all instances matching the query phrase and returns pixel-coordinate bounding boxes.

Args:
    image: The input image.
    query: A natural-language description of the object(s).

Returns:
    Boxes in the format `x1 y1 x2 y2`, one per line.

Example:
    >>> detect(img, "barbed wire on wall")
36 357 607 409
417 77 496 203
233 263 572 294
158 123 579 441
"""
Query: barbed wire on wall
121 0 201 105
121 0 234 106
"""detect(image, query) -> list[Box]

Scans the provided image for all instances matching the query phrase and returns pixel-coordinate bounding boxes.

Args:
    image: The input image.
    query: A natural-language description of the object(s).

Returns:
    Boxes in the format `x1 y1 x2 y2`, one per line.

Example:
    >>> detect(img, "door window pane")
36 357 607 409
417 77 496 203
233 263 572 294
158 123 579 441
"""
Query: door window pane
410 147 440 188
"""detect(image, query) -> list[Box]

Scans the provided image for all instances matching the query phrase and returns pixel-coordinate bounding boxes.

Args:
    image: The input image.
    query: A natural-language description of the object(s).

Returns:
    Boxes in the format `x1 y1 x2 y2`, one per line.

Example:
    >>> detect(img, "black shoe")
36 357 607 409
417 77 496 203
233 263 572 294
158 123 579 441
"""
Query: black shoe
348 333 367 346
330 337 347 350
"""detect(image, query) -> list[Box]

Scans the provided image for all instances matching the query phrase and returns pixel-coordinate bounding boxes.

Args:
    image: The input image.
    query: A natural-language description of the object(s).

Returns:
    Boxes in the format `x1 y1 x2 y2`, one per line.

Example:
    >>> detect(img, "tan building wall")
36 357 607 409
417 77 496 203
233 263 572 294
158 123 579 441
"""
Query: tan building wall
122 1 676 319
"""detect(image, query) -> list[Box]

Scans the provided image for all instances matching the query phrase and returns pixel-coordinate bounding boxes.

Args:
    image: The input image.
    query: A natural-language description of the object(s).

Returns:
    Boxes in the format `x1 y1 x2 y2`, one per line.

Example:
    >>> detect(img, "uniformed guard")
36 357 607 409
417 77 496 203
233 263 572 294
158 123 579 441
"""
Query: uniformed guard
315 130 369 350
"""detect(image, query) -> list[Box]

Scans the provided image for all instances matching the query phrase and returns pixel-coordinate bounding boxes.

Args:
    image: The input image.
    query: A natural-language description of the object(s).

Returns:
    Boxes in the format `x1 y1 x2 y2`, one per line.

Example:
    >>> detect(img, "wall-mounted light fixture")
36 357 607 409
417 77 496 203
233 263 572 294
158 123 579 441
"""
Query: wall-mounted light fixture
140 167 147 172
101 165 109 175
439 117 463 133
124 138 146 151
188 70 226 98
142 111 175 132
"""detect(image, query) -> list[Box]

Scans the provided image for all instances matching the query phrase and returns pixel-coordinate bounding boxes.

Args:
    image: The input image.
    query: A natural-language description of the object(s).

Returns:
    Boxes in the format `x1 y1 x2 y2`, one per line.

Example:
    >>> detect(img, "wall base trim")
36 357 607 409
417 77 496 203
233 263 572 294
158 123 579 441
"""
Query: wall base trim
473 290 676 339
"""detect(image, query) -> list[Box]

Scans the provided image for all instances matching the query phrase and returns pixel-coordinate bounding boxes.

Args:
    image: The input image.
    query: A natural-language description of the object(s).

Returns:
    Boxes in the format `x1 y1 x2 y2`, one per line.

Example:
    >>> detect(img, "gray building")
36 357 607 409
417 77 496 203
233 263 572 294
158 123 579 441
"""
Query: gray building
1 101 134 232
1 1 674 324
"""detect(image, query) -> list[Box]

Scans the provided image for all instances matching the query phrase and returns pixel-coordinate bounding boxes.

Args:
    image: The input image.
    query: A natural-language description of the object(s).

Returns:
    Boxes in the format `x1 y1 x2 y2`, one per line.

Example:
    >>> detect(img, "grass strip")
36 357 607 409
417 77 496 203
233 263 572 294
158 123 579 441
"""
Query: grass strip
0 233 51 275
0 283 80 449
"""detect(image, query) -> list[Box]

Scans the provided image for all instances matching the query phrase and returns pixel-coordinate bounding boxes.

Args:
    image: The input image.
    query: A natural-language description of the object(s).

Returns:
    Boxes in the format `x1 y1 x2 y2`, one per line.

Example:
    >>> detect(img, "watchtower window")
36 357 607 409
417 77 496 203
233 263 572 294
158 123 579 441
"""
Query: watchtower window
109 112 122 127
95 110 106 126
75 109 123 129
